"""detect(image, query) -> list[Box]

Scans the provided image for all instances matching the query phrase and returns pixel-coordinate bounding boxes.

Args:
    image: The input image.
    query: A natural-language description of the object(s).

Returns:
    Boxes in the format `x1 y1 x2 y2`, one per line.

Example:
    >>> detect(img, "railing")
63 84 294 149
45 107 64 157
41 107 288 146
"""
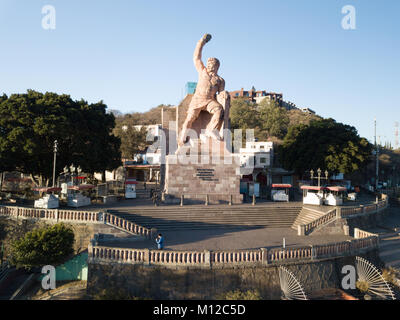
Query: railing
339 194 389 219
301 208 337 235
298 195 389 235
103 212 153 239
0 205 152 239
354 227 379 239
88 236 379 268
0 205 100 223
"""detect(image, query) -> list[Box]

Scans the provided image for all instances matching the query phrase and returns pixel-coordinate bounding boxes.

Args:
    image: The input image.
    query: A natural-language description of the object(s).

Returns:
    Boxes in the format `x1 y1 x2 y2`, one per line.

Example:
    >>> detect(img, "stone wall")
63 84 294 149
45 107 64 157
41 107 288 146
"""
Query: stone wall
87 250 380 300
165 152 243 205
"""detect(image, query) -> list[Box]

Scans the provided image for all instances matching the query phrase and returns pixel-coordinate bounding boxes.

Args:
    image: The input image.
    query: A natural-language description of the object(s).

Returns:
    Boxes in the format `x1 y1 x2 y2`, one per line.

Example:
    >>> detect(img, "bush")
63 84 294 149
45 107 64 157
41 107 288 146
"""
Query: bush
93 288 151 300
10 223 74 270
356 280 370 293
216 289 262 300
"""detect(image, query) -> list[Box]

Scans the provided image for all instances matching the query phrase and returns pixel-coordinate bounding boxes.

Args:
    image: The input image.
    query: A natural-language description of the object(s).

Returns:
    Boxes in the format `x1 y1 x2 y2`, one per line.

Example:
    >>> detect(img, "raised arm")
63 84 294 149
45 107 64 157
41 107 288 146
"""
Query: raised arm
193 34 211 73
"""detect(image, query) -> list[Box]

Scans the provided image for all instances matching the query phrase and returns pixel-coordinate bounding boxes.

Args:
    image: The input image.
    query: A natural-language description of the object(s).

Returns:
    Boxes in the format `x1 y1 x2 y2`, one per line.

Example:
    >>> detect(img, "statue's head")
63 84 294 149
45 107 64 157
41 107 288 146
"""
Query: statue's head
206 57 220 74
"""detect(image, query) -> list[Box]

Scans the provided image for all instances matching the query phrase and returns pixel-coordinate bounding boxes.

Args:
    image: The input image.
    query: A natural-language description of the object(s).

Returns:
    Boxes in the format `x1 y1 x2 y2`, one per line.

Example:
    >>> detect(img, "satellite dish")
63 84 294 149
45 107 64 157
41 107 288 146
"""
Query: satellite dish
279 266 307 300
356 256 396 300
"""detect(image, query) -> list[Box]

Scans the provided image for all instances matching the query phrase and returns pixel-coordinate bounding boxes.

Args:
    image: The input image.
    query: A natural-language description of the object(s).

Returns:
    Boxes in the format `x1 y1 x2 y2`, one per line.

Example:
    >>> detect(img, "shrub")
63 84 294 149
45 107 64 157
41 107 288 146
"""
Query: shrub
356 280 370 293
216 289 262 300
10 223 74 270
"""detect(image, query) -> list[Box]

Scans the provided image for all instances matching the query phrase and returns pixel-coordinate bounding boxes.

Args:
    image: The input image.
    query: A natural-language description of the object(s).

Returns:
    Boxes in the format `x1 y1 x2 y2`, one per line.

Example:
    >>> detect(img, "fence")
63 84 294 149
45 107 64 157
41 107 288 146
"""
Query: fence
88 235 379 268
0 205 152 239
103 212 153 239
339 195 389 219
298 195 389 235
301 208 337 235
0 205 100 223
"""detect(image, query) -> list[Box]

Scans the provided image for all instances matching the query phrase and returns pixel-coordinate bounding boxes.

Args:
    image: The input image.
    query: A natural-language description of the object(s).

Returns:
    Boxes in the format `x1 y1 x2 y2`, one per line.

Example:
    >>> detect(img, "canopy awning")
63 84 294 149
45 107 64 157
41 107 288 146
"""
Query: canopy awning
68 184 95 191
301 185 325 191
125 180 139 185
33 187 62 193
326 186 347 192
272 184 292 188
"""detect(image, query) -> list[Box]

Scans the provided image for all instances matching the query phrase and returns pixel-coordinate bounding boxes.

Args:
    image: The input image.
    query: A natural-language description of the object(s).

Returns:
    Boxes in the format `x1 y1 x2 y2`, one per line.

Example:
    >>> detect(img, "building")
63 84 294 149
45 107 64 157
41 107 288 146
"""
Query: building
300 108 316 115
229 87 283 107
132 124 162 140
239 141 273 173
185 82 197 95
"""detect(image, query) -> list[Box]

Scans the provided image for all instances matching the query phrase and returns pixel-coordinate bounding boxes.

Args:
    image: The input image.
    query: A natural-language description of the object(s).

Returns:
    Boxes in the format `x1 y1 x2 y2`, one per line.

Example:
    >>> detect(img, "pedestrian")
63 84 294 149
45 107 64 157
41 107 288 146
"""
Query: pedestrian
152 191 158 206
156 233 164 250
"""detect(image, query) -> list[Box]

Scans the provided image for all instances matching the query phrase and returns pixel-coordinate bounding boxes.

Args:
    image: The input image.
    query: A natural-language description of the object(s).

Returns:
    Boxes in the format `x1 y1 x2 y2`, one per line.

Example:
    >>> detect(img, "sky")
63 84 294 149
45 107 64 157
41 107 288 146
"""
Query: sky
0 0 399 146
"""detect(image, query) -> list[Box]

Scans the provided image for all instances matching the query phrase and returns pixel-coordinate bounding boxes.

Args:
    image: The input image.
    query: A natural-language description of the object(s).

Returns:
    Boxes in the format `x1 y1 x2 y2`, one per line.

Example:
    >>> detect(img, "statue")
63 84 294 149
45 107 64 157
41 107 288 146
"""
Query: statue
178 34 230 147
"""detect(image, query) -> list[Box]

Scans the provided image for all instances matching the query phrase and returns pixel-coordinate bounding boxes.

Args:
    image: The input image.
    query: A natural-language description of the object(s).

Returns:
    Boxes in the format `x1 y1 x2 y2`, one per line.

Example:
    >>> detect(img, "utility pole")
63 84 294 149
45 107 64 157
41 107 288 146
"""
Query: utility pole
374 118 379 191
52 140 58 188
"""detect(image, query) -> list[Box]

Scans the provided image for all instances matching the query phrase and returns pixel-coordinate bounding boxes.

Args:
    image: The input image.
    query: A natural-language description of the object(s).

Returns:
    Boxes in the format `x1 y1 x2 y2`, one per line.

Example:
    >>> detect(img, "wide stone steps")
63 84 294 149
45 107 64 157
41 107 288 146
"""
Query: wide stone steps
108 207 301 231
291 207 327 230
378 232 400 268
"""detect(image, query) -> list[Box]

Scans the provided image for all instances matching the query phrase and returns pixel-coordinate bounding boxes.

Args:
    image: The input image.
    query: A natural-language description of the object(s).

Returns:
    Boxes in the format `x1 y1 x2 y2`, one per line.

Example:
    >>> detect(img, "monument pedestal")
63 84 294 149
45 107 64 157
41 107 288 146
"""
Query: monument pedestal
164 139 243 205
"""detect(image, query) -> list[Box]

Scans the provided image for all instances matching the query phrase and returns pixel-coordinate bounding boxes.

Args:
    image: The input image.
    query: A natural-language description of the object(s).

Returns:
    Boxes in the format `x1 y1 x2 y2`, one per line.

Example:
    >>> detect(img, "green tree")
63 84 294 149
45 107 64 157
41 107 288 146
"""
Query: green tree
113 123 149 160
0 90 121 186
10 223 74 270
258 99 289 139
230 98 260 131
279 118 372 176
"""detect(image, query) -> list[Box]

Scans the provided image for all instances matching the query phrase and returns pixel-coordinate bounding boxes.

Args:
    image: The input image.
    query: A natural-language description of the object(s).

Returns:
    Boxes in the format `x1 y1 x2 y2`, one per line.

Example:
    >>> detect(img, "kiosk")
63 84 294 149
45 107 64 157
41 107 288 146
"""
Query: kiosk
67 184 94 208
271 184 291 202
125 179 138 199
324 186 347 206
301 185 325 206
33 187 61 209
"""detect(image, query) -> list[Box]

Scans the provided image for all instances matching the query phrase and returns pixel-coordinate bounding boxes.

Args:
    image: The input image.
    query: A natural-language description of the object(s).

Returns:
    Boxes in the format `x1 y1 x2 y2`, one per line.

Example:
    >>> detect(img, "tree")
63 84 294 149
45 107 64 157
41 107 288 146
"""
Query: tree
114 124 148 160
10 223 74 270
230 98 259 131
0 90 121 186
279 118 373 176
258 99 289 139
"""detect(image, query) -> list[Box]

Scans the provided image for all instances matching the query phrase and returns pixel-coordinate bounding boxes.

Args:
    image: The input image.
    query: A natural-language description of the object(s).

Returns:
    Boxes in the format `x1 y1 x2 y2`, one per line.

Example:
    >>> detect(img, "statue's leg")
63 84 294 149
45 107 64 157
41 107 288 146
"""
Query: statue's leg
179 108 201 146
205 101 224 140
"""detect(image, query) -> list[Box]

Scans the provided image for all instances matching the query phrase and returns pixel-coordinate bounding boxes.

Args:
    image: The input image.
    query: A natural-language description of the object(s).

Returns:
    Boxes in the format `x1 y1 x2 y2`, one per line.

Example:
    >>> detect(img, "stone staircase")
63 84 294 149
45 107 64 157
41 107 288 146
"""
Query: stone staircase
291 207 328 231
108 205 302 231
378 232 400 269
364 198 400 269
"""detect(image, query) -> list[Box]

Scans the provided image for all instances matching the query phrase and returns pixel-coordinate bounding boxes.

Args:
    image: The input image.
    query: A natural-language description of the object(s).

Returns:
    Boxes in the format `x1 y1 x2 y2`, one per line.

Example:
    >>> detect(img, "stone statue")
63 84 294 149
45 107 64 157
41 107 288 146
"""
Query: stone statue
178 34 230 147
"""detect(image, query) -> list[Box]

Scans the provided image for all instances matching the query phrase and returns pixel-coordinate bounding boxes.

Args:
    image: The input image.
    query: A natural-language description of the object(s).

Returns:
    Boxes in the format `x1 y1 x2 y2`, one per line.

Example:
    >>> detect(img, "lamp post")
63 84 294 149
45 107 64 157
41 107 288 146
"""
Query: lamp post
374 118 379 191
70 164 76 185
310 168 329 187
52 140 58 188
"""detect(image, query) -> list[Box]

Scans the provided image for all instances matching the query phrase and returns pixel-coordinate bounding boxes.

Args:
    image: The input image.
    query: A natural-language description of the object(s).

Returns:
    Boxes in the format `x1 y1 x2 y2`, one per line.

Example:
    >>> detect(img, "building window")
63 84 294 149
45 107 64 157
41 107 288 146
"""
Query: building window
260 158 267 164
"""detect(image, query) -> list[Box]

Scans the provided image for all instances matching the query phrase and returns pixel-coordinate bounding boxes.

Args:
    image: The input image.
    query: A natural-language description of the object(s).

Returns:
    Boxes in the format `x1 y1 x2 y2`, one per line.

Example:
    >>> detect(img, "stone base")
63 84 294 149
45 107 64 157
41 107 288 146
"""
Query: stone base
164 142 243 204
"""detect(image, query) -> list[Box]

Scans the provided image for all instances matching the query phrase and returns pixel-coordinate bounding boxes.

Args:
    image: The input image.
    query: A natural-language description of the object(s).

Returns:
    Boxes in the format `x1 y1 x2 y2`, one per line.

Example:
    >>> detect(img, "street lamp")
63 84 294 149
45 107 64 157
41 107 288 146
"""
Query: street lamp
309 168 329 187
52 140 58 188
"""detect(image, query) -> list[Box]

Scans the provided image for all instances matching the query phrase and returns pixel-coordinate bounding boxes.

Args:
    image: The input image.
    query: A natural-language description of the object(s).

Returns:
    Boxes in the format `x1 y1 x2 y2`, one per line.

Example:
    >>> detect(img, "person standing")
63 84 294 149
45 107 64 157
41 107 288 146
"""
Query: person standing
156 234 164 250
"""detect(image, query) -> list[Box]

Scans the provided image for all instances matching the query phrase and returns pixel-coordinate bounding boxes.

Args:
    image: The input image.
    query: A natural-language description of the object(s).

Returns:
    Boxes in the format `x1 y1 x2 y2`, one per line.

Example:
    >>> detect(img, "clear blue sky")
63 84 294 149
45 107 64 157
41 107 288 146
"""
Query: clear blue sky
0 0 399 146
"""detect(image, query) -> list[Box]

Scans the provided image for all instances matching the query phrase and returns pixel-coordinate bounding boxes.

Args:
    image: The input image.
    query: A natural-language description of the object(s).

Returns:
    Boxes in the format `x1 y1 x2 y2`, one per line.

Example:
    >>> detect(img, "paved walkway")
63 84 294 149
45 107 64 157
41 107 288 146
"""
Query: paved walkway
366 203 400 269
98 226 353 251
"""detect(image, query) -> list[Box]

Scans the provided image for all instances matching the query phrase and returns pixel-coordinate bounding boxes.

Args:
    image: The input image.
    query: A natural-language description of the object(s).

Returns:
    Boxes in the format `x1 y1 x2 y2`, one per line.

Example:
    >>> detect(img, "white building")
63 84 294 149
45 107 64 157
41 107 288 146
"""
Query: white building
239 141 273 175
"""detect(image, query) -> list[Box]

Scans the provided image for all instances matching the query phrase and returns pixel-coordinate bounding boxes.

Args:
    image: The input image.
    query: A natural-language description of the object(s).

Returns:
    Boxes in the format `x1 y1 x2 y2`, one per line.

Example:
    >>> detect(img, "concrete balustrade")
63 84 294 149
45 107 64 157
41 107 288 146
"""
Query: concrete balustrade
299 195 389 235
88 235 379 268
0 205 100 222
103 212 152 239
